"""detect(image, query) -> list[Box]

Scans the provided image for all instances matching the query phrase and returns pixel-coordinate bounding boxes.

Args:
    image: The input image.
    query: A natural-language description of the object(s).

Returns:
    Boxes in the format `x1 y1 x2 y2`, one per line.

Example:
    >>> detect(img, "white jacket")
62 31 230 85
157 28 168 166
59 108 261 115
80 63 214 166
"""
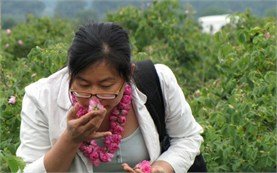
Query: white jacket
16 64 203 173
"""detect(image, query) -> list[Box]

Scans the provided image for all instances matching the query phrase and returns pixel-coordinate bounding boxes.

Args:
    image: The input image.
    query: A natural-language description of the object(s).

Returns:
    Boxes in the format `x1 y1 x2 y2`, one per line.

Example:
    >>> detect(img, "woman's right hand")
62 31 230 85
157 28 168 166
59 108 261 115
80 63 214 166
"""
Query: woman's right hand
65 103 112 144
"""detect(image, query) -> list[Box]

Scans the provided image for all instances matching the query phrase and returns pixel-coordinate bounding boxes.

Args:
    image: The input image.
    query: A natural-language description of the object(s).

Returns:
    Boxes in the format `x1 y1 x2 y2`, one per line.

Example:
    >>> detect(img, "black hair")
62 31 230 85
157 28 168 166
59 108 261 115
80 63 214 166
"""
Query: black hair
68 22 131 85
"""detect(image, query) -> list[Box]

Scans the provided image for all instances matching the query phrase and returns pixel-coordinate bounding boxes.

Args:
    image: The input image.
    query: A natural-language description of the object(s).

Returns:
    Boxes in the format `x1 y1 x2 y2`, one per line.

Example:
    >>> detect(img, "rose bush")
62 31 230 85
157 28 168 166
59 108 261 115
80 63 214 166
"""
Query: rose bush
0 1 276 172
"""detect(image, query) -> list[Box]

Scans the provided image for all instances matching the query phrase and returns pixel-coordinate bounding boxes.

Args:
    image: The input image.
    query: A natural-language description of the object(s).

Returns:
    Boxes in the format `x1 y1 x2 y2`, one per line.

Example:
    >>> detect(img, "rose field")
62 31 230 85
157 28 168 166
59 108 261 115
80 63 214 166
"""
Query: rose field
0 1 276 172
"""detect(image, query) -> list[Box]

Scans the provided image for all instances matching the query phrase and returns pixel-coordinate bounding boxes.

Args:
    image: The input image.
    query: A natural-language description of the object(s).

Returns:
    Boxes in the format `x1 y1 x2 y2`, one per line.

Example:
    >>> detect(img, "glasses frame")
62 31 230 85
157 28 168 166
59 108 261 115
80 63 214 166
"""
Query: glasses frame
70 82 125 100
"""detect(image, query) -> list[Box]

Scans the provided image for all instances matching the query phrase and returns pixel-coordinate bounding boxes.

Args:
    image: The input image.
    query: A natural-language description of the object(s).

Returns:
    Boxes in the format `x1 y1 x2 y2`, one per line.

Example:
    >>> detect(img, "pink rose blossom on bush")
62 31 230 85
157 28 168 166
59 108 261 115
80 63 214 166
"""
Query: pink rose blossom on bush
4 44 9 49
18 40 24 46
6 29 12 35
8 96 16 104
264 32 271 39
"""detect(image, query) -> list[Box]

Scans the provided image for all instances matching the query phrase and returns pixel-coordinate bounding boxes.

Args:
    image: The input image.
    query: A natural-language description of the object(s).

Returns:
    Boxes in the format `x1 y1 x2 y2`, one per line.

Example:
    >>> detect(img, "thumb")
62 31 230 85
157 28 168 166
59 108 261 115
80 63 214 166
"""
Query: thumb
67 103 80 121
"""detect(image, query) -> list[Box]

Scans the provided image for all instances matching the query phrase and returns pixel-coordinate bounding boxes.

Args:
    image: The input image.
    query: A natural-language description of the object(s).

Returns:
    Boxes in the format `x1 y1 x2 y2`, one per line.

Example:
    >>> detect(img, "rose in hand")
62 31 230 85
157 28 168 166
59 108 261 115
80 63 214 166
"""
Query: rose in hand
122 160 152 173
66 97 111 144
89 98 104 111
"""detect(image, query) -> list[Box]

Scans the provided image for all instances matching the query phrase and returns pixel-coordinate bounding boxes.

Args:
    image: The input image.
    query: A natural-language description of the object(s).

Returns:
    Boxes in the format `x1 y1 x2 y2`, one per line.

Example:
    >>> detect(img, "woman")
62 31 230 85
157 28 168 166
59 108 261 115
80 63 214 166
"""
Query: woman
16 22 204 173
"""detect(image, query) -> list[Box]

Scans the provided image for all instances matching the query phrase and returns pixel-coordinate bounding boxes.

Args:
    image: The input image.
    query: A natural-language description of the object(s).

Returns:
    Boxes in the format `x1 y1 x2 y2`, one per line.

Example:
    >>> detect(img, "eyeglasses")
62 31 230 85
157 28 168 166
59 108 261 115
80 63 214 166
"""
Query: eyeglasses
70 82 125 100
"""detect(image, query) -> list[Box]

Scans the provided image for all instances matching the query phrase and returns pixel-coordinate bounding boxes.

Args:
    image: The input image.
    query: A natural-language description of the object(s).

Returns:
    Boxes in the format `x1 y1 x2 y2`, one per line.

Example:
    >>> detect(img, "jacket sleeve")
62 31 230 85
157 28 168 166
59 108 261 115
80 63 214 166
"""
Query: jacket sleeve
16 85 50 173
155 64 204 173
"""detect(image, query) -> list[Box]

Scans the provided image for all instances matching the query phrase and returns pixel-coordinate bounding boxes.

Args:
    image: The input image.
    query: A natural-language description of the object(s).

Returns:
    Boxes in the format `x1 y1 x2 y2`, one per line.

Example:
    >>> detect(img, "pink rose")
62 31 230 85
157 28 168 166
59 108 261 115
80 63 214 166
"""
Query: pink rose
90 140 99 148
264 32 271 39
110 122 117 129
112 125 124 134
105 134 121 145
89 98 104 111
18 40 24 46
99 152 113 162
124 85 132 95
112 109 120 115
4 43 9 49
109 115 118 121
121 95 131 104
71 94 78 104
8 96 16 104
6 29 11 35
136 160 151 173
89 152 99 160
118 116 126 124
107 143 119 153
120 109 128 115
85 147 93 154
118 102 129 110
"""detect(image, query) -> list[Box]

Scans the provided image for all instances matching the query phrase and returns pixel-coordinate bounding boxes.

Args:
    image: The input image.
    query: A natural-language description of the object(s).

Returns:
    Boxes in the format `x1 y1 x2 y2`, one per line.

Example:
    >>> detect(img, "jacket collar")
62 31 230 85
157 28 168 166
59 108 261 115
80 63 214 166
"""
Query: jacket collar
131 81 161 161
130 80 147 106
57 67 72 110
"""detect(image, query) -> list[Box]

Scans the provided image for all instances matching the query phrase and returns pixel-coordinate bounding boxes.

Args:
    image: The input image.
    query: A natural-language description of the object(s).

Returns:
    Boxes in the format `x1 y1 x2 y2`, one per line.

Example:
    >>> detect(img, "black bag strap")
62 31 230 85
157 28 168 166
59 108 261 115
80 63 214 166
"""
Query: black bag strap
133 60 170 152
133 60 207 172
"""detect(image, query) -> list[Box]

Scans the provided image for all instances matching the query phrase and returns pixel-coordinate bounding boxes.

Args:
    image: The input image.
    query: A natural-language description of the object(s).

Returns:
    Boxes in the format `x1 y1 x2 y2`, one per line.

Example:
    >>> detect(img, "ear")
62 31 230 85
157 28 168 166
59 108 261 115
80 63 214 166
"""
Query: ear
130 63 136 76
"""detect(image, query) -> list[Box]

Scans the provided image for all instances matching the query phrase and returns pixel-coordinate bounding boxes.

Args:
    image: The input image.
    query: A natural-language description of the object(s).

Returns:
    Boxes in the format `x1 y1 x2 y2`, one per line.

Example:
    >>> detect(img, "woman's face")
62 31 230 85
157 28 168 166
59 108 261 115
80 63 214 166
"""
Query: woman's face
70 60 126 114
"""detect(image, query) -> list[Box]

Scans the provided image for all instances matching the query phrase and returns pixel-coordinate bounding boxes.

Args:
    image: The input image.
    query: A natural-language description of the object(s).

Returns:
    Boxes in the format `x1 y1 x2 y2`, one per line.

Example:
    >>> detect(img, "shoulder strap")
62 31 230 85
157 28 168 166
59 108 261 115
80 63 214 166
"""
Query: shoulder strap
133 60 207 171
133 60 170 152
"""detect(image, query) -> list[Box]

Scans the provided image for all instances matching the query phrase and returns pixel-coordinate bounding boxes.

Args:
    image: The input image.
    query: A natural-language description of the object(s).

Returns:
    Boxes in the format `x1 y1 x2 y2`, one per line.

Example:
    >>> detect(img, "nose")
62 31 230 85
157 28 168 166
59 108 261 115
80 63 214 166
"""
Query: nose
91 94 98 99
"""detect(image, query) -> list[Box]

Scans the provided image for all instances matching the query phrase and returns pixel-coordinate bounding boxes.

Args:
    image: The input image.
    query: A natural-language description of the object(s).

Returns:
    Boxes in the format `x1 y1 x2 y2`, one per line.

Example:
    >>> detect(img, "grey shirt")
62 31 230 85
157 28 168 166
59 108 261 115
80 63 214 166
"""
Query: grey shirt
94 127 150 172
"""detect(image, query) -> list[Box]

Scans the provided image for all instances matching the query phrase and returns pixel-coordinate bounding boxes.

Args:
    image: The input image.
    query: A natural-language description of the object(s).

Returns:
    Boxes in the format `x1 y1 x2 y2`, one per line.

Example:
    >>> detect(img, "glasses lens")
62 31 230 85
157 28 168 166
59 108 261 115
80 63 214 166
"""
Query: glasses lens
72 91 91 98
97 94 117 100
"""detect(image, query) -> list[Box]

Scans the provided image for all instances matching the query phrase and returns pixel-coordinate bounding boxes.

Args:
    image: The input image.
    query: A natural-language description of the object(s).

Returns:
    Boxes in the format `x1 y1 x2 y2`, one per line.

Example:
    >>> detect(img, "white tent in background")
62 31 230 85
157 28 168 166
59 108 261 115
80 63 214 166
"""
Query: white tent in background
198 14 231 34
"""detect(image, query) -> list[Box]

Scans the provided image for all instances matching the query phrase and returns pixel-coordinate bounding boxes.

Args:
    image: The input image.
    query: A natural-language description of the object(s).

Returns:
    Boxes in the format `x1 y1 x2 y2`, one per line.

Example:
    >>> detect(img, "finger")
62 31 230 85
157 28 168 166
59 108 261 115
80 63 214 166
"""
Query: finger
67 103 80 121
81 109 107 130
87 131 112 140
76 108 102 126
133 168 143 173
122 163 135 173
77 111 96 126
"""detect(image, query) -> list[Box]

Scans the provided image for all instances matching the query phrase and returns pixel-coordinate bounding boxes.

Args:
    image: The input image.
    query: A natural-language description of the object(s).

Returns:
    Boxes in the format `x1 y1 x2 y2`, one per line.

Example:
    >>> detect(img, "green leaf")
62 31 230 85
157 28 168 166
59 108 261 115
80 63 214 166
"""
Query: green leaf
3 154 25 173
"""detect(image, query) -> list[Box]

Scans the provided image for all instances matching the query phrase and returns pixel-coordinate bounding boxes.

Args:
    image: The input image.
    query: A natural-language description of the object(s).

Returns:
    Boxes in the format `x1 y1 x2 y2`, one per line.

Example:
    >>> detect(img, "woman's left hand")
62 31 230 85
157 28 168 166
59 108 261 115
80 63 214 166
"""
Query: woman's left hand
122 163 166 173
122 163 142 173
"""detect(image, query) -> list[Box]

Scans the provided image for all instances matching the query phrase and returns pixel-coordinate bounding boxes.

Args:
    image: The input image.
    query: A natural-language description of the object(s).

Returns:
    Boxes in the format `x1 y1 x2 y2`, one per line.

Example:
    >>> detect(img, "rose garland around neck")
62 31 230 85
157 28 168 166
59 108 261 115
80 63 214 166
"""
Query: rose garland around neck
70 84 152 172
70 84 132 166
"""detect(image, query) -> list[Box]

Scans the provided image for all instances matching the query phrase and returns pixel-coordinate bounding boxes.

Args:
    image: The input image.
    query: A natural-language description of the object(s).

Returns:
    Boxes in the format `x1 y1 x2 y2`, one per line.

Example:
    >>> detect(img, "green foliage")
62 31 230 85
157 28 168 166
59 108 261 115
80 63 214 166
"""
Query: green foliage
1 15 73 59
0 13 70 172
0 151 25 173
1 27 68 172
190 14 276 171
107 0 218 95
0 1 276 172
108 2 276 171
